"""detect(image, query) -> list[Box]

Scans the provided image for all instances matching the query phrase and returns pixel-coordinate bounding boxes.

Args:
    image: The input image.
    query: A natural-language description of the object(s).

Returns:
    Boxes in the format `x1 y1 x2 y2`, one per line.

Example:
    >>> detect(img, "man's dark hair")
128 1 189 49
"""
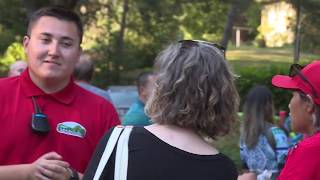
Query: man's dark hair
74 54 94 82
137 72 154 95
27 6 83 44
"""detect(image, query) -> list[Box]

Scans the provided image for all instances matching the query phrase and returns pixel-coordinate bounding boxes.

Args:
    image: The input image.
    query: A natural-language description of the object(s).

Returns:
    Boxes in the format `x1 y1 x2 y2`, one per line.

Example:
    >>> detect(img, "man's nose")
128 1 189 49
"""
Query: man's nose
48 41 60 56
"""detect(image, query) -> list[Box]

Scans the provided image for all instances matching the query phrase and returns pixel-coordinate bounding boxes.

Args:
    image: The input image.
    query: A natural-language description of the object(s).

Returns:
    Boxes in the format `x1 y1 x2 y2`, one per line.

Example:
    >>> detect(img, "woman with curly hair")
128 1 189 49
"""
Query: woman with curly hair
84 40 239 180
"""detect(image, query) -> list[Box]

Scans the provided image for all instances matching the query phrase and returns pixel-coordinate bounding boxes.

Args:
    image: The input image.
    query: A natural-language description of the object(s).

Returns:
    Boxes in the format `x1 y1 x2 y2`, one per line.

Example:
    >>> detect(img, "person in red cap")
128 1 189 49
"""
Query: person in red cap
272 61 320 179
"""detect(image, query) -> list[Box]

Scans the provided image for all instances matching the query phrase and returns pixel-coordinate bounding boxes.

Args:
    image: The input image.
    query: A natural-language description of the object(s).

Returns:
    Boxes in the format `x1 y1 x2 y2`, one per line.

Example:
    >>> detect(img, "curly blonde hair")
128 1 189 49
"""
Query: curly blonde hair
145 41 239 139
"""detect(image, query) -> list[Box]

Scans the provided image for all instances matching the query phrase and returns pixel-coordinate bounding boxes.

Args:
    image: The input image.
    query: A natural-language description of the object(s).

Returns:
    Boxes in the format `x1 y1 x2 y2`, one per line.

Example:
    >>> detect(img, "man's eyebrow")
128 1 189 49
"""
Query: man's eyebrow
61 36 74 42
39 33 75 42
39 32 52 37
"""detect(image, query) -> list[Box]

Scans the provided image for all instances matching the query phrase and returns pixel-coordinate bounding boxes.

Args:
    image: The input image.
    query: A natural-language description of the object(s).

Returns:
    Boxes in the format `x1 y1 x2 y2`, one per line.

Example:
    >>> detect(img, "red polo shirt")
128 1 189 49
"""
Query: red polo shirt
0 70 120 173
278 132 320 180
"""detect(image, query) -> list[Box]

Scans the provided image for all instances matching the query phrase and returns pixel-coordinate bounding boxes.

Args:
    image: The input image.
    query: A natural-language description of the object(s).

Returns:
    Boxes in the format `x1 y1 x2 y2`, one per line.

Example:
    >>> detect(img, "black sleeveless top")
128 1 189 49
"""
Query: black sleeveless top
84 126 238 180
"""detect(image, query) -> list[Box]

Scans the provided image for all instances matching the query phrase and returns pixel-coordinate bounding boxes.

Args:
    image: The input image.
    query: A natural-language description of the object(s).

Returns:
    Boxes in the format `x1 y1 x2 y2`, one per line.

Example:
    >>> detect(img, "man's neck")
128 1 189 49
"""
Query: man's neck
29 71 70 94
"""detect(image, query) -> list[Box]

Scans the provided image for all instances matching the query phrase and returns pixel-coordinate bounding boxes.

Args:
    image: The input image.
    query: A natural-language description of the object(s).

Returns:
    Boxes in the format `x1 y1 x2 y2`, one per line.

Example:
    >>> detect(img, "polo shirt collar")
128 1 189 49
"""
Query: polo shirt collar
20 69 76 104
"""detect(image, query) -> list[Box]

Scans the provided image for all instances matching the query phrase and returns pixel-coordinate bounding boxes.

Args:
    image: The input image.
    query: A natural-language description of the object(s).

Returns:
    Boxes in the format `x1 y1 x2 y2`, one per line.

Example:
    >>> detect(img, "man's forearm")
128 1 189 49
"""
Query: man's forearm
0 164 32 180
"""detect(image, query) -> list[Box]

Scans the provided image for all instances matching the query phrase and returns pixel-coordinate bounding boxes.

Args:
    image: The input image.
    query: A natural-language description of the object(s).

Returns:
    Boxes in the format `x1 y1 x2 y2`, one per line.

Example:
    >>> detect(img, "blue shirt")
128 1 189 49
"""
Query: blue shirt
122 99 152 126
77 82 112 103
240 127 289 175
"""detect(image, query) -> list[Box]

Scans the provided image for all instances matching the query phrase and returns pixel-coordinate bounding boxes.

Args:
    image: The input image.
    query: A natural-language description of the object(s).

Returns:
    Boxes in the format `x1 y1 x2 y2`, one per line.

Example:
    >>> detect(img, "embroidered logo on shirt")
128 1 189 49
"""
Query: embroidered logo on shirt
56 122 86 138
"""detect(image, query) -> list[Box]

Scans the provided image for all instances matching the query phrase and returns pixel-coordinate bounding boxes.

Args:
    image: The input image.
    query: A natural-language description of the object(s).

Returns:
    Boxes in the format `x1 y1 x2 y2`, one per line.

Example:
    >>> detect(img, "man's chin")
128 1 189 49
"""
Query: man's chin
39 72 69 83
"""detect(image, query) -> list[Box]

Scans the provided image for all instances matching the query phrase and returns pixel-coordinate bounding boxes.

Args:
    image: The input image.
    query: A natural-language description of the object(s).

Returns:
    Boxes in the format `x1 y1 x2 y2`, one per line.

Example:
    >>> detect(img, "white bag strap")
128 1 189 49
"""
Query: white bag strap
93 126 124 180
114 126 133 180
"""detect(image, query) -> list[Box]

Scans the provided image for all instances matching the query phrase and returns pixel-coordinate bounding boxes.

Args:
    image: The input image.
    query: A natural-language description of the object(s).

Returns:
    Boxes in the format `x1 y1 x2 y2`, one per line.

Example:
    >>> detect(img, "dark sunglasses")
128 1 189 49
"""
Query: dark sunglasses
178 40 226 57
289 64 318 98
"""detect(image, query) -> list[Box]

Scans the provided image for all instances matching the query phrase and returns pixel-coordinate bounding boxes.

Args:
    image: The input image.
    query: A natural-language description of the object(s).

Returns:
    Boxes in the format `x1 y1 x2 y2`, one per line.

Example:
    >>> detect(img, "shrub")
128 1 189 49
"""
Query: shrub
231 62 292 112
0 42 26 77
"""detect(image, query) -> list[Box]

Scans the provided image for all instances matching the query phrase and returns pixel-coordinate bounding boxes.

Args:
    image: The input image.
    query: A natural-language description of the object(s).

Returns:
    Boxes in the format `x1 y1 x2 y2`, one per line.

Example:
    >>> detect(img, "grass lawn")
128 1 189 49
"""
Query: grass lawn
211 120 242 170
226 45 318 72
212 45 318 171
227 44 318 63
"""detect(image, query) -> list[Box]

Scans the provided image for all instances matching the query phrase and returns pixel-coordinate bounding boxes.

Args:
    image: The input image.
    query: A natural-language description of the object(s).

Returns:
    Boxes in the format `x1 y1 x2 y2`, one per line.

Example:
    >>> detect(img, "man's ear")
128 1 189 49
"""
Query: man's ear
139 87 147 103
23 35 30 51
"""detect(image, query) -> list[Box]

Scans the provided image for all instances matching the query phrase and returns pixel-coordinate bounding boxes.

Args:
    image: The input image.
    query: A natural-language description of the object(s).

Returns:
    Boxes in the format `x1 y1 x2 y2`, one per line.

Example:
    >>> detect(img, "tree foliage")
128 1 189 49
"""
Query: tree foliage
0 0 26 54
78 0 230 85
221 0 253 48
0 42 26 75
261 0 320 53
1 0 319 83
293 0 320 53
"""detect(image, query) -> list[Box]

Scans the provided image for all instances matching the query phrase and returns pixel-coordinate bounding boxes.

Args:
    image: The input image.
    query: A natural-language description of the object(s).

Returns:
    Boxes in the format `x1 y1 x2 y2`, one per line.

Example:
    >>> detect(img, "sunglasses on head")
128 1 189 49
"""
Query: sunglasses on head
178 40 226 57
289 64 318 98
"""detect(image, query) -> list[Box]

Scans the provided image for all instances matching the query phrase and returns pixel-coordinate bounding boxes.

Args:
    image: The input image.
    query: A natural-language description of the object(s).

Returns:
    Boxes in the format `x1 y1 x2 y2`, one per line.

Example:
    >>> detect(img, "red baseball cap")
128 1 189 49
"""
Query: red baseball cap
272 60 320 105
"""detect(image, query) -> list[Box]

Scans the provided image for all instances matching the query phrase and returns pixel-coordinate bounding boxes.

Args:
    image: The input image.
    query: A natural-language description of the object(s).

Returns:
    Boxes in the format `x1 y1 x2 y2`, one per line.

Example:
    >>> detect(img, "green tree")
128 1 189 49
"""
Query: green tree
257 0 320 61
23 0 80 17
0 1 255 83
79 0 230 85
221 0 253 49
291 0 320 55
0 42 26 75
0 1 26 54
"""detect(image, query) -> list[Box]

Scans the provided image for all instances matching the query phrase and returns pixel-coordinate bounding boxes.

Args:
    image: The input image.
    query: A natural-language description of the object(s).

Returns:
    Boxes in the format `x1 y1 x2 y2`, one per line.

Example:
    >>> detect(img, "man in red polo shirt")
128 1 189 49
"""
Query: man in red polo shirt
0 6 120 180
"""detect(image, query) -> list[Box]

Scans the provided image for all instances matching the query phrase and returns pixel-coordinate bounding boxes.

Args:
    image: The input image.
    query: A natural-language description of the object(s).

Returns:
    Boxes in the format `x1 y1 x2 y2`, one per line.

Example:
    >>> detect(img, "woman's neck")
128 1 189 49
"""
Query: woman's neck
145 123 219 155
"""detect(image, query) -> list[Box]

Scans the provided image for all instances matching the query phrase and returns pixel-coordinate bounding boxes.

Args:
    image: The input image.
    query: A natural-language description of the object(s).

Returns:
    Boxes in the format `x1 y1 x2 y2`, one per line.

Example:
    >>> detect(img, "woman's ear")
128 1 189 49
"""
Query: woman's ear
306 94 316 113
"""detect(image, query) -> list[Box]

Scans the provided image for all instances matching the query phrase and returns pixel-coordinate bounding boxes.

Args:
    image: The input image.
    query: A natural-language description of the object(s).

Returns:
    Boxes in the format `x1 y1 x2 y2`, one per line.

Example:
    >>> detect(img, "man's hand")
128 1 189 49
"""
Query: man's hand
29 152 71 180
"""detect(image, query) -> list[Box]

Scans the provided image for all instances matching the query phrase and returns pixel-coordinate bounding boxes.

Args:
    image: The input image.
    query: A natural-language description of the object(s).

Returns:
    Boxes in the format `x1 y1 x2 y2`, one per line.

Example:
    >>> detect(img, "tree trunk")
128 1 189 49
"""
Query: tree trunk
106 0 116 83
221 2 239 49
114 0 129 83
221 0 252 50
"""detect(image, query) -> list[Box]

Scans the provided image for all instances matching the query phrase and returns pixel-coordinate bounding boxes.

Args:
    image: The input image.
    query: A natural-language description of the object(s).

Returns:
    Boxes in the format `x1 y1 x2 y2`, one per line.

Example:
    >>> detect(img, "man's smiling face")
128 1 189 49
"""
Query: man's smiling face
23 16 81 83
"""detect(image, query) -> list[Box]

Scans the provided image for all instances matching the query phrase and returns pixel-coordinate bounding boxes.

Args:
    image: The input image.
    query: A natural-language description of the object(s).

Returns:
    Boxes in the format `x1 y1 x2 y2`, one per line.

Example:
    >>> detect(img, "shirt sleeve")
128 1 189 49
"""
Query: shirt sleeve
278 144 320 180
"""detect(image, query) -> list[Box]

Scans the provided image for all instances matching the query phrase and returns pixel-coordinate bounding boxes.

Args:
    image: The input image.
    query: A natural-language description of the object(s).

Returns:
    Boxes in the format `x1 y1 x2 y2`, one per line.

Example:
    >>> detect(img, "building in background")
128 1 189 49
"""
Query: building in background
260 2 296 47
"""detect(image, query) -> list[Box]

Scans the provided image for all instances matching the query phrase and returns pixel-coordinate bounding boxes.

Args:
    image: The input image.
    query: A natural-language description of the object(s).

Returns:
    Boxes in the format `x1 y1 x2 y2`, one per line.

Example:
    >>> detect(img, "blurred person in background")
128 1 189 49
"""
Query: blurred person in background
8 60 27 77
74 52 112 102
239 85 289 180
122 72 156 126
282 114 304 147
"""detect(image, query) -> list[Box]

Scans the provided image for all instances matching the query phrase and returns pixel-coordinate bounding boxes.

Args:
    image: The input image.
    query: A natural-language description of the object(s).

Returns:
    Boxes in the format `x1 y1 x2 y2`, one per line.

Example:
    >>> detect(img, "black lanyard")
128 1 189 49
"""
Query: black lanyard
31 97 50 134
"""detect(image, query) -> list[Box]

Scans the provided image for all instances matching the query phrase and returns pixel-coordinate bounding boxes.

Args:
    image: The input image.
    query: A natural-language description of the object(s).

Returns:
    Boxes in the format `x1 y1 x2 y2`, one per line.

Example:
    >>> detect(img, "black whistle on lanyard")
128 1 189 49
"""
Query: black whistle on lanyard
31 97 50 134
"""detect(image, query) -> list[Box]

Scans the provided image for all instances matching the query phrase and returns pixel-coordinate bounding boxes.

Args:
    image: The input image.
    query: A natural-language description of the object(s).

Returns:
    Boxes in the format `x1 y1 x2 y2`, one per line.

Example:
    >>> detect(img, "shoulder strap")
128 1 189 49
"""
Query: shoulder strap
114 126 133 180
266 127 276 152
93 126 124 180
